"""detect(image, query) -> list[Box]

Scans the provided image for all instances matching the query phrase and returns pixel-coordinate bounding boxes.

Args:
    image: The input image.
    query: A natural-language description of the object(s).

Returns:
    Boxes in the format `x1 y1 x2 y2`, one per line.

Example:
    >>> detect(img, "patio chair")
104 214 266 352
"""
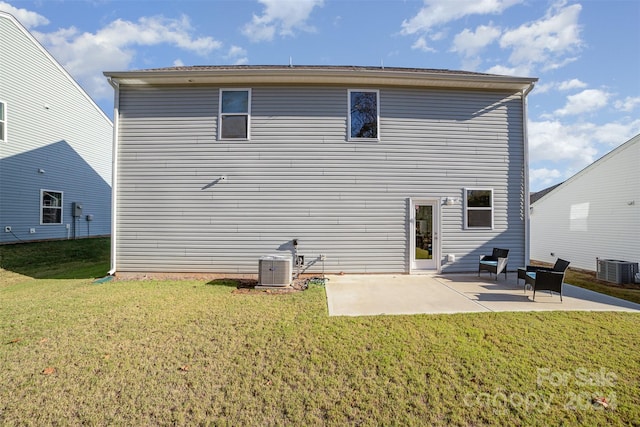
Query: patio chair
522 258 570 302
478 248 509 280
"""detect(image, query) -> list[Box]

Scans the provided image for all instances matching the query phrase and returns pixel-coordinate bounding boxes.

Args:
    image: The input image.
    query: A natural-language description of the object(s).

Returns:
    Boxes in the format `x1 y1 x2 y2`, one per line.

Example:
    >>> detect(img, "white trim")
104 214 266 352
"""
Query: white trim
104 67 537 92
522 87 533 264
464 188 494 229
408 198 441 273
108 78 120 275
218 88 251 141
0 100 6 142
40 189 64 225
347 89 380 142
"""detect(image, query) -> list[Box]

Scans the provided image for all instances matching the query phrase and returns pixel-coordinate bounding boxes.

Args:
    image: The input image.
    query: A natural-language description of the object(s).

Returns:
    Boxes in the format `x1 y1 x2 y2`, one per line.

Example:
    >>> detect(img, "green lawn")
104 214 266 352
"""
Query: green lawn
1 239 639 425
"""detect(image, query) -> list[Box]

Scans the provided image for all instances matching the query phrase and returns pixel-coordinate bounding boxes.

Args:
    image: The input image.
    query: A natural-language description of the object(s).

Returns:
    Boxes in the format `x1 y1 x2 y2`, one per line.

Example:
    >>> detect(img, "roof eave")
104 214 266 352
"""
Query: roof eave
103 68 537 92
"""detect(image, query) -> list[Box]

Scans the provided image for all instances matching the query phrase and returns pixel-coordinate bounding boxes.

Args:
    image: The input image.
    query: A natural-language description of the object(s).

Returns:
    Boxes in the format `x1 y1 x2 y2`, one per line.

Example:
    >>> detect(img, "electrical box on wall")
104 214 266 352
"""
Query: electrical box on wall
72 202 83 218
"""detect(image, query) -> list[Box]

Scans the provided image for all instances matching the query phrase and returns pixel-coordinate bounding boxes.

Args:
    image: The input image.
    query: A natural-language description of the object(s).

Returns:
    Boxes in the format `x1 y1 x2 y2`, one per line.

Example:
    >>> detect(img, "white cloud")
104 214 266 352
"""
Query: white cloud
554 89 609 116
528 119 599 167
587 120 640 146
32 15 222 100
173 59 185 67
451 24 501 57
530 168 562 189
0 1 48 28
485 63 531 77
411 36 436 52
528 119 640 190
528 118 640 186
400 0 521 35
533 82 554 94
558 78 587 91
615 96 640 112
242 0 324 42
400 1 581 77
499 2 583 72
225 45 248 65
540 55 578 71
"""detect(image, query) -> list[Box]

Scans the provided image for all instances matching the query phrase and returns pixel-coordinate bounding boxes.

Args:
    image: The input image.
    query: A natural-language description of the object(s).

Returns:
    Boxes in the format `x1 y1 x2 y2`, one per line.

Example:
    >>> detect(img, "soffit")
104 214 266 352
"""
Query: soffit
104 66 537 92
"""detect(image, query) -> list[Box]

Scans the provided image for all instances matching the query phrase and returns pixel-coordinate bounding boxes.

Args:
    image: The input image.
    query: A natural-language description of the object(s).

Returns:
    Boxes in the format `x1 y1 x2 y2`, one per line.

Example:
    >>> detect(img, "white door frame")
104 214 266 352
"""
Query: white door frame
408 198 441 273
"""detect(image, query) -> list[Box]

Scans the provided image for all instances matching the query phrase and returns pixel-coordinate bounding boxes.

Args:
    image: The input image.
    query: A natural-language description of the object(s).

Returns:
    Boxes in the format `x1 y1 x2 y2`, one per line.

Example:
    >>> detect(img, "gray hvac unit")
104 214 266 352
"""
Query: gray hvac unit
258 255 292 287
596 259 639 284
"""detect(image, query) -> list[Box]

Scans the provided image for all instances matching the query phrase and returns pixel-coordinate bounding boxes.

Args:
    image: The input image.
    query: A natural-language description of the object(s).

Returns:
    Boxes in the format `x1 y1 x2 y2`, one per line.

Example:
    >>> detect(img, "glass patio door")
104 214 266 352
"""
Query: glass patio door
411 200 438 271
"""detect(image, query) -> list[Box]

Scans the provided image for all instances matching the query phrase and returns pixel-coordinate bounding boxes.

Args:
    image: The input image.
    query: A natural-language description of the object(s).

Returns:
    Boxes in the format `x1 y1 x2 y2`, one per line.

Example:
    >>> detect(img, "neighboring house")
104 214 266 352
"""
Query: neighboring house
530 133 640 271
530 182 562 205
0 12 113 244
104 65 536 275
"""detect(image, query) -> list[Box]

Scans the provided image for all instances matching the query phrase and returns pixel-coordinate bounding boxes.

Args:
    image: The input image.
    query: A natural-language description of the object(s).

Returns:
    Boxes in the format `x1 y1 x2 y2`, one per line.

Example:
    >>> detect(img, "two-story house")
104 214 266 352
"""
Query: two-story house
104 65 536 275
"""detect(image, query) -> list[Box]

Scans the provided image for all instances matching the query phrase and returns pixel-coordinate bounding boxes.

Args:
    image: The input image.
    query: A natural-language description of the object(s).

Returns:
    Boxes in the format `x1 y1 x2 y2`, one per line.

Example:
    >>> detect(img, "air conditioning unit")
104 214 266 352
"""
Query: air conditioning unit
596 259 639 284
258 255 292 287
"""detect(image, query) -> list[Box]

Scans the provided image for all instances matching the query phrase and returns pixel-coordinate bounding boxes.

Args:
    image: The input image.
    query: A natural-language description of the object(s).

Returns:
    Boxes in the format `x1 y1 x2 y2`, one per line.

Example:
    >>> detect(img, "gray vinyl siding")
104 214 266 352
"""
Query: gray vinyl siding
0 14 112 244
115 85 526 273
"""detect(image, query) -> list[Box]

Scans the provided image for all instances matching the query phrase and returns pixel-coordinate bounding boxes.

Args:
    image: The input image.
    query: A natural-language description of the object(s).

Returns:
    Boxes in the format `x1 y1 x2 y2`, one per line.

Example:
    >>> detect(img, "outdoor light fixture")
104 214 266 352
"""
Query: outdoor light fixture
445 197 460 205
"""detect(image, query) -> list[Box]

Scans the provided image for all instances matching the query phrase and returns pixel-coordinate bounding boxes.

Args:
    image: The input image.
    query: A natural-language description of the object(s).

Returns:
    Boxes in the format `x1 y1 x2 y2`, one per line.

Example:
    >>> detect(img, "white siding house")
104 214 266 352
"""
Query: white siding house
104 65 536 275
0 12 113 244
530 133 640 271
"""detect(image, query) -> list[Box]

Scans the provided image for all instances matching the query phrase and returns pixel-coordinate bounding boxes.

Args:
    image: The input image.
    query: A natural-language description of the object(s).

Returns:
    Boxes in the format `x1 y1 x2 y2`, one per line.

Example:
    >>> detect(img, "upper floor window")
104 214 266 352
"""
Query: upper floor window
41 190 63 224
348 90 379 141
465 188 493 229
0 101 6 142
219 89 250 140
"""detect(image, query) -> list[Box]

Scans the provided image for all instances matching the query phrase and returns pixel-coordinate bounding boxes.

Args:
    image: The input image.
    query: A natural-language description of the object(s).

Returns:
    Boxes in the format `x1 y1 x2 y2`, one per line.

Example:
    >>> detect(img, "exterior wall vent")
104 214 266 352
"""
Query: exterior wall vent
596 259 639 284
258 255 292 287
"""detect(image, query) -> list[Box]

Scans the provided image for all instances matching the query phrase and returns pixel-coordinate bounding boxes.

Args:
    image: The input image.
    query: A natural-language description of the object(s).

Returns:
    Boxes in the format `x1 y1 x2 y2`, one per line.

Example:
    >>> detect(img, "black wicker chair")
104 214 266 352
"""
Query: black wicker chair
522 258 570 301
478 248 509 280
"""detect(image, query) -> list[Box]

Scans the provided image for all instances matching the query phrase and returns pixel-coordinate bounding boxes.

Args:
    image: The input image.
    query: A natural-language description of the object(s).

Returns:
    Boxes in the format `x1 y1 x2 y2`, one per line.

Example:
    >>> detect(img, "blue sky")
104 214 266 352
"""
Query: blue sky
2 0 639 191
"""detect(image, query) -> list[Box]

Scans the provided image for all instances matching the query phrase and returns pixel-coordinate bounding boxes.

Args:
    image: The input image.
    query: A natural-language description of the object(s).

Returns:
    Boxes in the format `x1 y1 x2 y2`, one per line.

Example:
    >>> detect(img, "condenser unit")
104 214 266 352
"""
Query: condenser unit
596 259 639 284
258 255 292 287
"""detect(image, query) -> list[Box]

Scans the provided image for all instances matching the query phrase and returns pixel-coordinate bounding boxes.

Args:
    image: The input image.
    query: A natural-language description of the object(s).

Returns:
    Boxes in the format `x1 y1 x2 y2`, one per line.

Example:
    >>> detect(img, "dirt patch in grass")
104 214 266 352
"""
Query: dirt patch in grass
116 274 325 294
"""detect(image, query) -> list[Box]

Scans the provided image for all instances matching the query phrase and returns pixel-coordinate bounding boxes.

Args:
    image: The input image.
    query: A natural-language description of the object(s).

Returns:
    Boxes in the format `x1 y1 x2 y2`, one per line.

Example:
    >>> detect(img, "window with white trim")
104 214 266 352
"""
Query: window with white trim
41 190 63 224
348 89 379 140
465 188 493 229
219 89 250 140
0 101 6 142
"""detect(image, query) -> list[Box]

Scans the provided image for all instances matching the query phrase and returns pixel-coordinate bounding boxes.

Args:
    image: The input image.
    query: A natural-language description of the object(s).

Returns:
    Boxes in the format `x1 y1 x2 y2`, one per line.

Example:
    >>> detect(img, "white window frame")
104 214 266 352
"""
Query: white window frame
347 89 380 141
464 188 494 229
0 100 6 142
218 88 251 141
40 189 64 225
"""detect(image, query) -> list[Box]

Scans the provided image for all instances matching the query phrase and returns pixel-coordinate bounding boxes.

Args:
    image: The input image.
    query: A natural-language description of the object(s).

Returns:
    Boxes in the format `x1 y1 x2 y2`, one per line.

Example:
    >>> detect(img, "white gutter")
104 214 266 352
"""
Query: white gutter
107 77 120 275
103 67 536 92
522 82 535 265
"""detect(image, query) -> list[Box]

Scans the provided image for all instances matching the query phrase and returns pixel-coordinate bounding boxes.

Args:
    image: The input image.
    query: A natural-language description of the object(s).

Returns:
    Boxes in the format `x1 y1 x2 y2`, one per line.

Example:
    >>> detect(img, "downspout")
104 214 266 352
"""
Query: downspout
521 82 535 266
107 77 120 275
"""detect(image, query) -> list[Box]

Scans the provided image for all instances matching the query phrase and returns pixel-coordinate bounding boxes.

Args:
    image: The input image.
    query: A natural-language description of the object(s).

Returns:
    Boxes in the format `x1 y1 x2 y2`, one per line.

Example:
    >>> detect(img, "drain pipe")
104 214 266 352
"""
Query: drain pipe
522 81 536 266
107 77 120 276
293 239 299 280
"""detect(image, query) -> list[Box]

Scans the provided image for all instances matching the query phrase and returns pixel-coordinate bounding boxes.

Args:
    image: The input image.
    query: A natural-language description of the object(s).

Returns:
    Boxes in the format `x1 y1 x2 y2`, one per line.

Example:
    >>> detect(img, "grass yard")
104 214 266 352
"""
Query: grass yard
1 239 639 425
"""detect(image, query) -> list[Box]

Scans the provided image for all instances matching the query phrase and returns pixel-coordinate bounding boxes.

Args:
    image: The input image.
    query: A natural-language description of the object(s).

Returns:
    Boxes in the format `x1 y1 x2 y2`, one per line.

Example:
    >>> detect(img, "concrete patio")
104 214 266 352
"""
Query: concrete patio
324 273 640 316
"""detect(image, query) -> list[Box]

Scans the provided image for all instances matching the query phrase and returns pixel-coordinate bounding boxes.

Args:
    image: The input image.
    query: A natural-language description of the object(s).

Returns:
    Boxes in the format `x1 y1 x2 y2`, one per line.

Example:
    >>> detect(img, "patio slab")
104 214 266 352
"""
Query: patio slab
324 273 640 316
